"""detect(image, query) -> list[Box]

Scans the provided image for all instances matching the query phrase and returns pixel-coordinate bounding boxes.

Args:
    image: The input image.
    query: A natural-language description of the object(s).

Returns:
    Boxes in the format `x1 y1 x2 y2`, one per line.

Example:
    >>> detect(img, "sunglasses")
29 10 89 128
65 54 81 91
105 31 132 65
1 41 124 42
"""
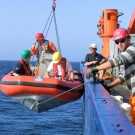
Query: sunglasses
115 38 126 44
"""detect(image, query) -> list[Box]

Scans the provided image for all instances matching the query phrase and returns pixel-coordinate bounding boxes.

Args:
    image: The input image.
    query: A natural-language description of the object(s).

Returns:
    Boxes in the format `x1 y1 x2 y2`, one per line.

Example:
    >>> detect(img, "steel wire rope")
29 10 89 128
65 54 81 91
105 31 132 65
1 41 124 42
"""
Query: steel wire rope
43 10 53 35
52 8 61 52
42 10 54 39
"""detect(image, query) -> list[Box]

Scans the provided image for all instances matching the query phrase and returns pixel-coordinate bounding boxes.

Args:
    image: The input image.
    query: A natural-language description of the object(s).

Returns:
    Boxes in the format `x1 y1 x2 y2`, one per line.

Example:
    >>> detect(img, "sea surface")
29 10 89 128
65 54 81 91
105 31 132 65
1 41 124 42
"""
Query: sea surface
0 60 83 135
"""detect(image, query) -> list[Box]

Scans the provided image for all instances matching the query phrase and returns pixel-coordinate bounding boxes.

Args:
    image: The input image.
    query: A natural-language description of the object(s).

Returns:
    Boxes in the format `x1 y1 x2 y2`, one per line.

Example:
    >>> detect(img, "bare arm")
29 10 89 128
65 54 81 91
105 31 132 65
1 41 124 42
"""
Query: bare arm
69 71 74 80
96 61 112 71
30 43 38 55
101 58 106 63
110 77 123 87
49 42 57 53
84 61 97 66
44 71 50 78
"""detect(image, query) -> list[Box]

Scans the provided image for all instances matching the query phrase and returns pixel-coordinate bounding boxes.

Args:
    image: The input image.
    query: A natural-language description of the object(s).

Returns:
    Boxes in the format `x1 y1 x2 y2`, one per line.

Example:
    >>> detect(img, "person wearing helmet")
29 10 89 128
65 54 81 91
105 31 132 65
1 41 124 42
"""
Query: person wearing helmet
86 28 135 95
44 52 74 80
30 33 57 56
12 50 32 76
84 43 106 80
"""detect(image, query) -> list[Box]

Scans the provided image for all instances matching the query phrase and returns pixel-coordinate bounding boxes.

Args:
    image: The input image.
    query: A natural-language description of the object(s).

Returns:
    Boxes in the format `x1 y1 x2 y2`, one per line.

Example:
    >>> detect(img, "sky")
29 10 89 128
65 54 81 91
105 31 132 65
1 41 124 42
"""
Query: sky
0 0 135 62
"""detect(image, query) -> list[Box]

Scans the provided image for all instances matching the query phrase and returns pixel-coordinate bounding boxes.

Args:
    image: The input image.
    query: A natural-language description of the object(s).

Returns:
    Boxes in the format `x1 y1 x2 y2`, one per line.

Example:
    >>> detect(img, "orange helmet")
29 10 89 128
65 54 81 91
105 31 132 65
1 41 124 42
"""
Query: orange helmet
113 28 130 41
35 33 44 40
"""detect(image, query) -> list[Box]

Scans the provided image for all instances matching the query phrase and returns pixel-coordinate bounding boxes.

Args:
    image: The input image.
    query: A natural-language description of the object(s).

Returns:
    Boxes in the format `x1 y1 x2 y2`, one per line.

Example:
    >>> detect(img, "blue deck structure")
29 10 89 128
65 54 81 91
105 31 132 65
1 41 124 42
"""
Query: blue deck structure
80 63 135 135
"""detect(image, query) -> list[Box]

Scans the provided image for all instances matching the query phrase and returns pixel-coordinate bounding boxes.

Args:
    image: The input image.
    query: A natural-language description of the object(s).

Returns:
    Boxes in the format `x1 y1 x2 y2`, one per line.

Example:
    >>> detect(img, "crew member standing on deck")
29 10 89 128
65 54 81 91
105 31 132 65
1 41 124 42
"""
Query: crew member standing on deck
84 43 106 80
86 28 135 94
86 28 135 125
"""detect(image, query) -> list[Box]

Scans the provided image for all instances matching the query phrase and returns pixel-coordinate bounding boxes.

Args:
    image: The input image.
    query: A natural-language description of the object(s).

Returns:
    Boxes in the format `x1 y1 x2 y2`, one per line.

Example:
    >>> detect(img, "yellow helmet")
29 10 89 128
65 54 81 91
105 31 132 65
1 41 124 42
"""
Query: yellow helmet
52 52 62 63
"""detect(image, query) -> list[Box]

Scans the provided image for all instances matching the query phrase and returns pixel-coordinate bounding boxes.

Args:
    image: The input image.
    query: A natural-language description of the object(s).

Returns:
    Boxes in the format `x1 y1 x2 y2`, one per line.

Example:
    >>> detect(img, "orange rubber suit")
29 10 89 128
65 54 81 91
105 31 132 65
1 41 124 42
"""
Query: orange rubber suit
30 41 57 55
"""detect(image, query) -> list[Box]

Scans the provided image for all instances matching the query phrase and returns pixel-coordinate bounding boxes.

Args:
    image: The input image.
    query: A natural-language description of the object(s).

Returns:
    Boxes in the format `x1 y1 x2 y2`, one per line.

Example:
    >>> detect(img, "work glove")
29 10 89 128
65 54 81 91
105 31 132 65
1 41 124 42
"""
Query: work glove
86 68 98 79
94 61 100 66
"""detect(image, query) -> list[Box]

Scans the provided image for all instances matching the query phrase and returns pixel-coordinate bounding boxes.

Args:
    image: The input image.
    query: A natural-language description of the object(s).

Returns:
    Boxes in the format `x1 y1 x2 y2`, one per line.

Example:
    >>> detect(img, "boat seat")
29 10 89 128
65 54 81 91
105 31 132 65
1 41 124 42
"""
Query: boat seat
38 51 53 76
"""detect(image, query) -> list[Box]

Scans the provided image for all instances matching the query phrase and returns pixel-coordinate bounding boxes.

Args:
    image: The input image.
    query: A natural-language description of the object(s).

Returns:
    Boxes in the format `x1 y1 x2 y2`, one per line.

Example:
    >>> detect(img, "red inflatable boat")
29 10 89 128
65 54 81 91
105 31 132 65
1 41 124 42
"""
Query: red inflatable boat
0 72 84 112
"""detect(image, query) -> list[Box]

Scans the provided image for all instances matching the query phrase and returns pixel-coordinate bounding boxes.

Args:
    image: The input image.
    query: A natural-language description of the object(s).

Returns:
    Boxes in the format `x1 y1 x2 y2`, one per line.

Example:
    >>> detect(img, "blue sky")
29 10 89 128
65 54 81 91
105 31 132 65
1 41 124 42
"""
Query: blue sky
0 1 135 62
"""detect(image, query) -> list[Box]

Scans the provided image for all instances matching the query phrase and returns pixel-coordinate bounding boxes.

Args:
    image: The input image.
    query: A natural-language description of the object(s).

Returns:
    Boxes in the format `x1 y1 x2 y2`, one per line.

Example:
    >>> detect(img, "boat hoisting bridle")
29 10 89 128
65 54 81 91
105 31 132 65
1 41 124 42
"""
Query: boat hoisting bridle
42 0 61 53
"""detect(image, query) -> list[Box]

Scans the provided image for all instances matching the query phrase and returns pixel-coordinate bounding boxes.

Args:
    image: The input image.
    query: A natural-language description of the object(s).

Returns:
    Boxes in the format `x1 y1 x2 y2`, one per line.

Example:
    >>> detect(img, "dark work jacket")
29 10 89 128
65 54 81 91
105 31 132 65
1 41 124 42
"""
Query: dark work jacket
13 59 32 75
85 53 105 68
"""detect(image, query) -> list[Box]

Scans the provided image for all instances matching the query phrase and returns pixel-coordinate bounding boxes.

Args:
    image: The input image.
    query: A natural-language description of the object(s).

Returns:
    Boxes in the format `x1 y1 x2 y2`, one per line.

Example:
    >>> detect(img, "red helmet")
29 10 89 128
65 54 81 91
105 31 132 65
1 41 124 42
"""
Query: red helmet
35 33 44 40
113 28 130 40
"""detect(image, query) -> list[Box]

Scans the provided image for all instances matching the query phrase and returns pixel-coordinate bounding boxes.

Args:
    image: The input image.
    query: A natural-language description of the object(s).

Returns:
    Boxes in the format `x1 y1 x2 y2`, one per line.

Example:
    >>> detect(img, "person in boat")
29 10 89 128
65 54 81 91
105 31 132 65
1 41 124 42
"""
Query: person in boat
86 28 135 96
44 52 74 80
30 33 57 76
12 50 32 76
30 32 57 59
84 43 106 80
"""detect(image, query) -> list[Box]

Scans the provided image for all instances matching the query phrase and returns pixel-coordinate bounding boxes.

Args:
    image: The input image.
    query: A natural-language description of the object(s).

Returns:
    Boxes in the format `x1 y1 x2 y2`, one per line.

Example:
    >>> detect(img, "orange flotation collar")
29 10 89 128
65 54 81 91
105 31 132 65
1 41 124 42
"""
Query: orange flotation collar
53 58 66 78
19 59 31 75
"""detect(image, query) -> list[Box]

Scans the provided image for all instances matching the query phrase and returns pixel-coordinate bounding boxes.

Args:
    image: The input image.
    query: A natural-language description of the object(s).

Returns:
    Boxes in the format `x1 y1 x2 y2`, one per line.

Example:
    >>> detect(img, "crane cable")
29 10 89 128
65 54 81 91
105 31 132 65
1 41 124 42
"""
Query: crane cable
42 10 53 38
52 0 61 53
42 0 61 52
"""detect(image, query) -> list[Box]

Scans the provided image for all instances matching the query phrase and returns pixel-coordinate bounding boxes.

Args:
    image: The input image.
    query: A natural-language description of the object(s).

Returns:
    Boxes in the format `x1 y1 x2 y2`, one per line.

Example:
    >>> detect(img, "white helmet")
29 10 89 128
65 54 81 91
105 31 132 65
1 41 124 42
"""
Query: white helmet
89 43 97 49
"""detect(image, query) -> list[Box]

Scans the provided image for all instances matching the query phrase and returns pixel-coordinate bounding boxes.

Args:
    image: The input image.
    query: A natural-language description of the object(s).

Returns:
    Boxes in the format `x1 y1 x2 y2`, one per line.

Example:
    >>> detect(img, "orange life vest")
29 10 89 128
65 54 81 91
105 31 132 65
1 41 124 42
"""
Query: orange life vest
19 59 31 75
53 58 66 78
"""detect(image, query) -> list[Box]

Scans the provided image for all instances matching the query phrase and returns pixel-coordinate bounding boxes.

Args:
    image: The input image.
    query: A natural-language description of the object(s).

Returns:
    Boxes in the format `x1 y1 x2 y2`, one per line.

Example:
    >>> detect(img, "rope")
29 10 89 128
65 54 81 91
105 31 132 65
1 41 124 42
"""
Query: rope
44 13 54 38
52 0 61 53
42 0 56 37
43 0 61 52
43 10 53 38
35 80 91 108
53 9 61 53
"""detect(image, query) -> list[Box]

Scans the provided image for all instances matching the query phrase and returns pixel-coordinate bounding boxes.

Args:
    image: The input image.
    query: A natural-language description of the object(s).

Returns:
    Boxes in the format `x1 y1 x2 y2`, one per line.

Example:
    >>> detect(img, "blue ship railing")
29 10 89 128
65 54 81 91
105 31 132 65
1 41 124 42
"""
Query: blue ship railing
80 62 135 135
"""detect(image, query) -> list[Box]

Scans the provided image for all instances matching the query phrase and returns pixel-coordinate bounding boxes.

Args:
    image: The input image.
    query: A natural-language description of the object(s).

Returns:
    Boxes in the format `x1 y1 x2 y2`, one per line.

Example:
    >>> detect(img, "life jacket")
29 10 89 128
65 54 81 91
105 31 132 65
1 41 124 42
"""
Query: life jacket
19 59 31 75
44 40 54 53
38 40 54 54
37 40 54 63
53 58 66 78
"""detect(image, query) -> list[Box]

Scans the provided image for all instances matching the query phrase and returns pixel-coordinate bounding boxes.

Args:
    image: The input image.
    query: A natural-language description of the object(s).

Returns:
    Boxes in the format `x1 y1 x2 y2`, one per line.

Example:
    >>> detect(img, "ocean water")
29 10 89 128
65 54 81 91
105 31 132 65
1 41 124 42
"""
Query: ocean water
0 60 83 135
